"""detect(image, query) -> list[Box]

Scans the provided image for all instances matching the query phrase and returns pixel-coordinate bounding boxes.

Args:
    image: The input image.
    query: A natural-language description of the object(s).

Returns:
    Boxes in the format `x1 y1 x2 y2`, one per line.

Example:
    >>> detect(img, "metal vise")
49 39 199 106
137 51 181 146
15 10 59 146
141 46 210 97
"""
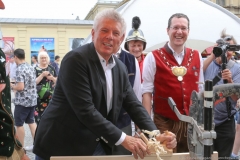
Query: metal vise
168 82 240 160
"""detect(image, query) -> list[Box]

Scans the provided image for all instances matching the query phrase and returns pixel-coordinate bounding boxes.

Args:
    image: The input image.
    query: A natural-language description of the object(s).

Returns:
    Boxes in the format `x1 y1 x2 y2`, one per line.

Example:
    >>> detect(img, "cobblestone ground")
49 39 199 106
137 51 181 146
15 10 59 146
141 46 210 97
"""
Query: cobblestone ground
11 91 35 160
23 123 35 160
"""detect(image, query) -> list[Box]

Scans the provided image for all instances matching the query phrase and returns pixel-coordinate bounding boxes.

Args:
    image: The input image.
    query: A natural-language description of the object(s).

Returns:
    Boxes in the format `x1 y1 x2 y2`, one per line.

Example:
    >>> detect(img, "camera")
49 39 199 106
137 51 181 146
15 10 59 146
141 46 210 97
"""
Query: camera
213 37 240 57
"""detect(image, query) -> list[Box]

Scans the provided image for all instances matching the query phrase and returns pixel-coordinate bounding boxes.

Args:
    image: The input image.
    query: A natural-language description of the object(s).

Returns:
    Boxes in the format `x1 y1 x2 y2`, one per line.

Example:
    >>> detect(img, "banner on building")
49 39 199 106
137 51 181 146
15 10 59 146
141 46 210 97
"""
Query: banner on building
30 38 55 62
69 38 84 51
2 37 14 61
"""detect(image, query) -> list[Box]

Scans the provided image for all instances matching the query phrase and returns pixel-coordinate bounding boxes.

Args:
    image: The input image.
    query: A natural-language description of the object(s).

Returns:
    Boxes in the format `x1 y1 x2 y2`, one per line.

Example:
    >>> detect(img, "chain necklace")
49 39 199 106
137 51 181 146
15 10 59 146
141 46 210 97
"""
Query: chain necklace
158 48 195 81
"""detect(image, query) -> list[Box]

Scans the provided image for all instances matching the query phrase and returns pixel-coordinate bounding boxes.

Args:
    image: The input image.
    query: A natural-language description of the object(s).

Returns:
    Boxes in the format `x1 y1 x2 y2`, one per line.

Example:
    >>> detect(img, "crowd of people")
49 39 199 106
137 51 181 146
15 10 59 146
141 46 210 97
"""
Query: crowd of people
1 6 240 160
0 47 60 159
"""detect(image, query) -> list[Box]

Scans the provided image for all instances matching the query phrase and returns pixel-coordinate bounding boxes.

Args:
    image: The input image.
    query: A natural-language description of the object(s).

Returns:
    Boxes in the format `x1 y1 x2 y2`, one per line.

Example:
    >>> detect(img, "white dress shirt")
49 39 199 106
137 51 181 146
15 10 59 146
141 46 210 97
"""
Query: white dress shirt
96 52 126 146
142 42 204 95
133 58 142 101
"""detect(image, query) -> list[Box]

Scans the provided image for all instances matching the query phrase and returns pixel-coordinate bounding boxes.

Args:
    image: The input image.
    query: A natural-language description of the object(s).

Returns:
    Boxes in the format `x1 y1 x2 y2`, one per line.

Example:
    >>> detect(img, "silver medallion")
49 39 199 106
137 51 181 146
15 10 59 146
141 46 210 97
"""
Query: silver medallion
178 76 183 81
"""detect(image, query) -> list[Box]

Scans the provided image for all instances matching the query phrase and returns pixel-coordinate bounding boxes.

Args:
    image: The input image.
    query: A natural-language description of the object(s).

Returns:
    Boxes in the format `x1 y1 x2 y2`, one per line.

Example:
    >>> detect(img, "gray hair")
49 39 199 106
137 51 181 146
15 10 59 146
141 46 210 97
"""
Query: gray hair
221 29 237 45
93 9 126 35
38 51 50 64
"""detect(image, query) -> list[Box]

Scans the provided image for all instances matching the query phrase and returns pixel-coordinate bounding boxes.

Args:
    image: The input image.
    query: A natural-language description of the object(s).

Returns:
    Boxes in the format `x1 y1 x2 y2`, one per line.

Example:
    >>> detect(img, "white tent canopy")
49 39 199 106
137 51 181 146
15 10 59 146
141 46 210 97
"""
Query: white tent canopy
83 0 240 53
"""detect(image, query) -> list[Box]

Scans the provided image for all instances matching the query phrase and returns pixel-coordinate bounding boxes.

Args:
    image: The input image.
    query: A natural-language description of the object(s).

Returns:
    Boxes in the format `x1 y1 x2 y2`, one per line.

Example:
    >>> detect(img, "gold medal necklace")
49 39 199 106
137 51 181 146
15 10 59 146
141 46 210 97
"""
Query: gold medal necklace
159 49 195 81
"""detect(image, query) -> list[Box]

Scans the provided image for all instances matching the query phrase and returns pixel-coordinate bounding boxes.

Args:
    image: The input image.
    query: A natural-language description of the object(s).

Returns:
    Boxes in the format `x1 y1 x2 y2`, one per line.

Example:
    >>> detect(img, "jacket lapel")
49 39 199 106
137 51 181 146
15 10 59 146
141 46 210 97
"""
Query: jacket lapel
110 57 120 123
89 43 107 116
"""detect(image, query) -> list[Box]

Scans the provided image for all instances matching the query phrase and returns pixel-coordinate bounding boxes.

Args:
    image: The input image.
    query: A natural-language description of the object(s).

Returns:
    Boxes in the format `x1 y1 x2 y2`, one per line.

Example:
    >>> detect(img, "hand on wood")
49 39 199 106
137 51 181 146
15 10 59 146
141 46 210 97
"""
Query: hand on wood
156 131 177 149
121 135 149 159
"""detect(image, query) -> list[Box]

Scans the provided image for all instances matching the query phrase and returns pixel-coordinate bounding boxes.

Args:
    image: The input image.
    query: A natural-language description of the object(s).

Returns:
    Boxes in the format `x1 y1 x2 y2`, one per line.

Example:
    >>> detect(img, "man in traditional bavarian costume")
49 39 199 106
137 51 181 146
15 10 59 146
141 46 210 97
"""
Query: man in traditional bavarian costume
124 16 146 82
142 13 204 153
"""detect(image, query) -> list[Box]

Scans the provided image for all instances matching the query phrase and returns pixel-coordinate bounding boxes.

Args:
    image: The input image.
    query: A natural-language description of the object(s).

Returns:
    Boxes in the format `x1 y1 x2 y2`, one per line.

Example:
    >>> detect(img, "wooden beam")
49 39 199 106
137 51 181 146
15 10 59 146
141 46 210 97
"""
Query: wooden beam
51 152 218 160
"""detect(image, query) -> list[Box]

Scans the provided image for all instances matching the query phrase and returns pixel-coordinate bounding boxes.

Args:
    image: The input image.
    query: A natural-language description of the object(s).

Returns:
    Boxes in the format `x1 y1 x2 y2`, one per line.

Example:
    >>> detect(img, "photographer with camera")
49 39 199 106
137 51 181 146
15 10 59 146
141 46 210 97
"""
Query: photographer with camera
231 98 240 159
204 30 240 160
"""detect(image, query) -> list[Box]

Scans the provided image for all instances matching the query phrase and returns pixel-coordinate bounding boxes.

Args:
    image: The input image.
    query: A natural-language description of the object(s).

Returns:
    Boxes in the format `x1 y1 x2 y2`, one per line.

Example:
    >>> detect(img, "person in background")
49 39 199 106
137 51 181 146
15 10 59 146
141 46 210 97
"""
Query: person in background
124 16 154 120
35 51 57 125
31 55 38 68
8 55 17 82
142 13 204 153
124 16 146 82
0 3 29 159
112 23 142 154
33 9 177 160
204 30 240 160
231 99 240 159
234 98 240 124
0 47 30 160
10 48 37 153
50 55 60 76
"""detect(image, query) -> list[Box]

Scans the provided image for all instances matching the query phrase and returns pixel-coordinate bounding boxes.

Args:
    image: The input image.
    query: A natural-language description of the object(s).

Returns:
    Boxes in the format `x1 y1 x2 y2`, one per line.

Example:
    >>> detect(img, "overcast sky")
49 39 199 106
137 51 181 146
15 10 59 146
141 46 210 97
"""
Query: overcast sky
0 0 108 20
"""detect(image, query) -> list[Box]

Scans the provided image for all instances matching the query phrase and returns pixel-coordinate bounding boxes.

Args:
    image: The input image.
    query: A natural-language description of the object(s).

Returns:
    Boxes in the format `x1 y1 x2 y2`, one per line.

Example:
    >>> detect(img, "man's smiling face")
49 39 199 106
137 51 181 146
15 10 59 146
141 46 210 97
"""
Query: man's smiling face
167 17 189 49
92 18 124 60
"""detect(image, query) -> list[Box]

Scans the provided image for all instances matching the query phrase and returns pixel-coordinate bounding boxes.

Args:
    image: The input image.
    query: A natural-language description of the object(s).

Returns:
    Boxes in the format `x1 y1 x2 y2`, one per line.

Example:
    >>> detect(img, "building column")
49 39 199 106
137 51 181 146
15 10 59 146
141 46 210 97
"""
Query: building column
17 26 27 51
57 27 66 57
17 26 32 61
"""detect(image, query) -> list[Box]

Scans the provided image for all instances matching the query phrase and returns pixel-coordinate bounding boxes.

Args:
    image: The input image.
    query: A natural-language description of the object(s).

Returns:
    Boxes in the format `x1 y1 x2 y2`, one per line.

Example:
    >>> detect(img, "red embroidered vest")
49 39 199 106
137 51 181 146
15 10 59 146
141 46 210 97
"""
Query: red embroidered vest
152 46 200 121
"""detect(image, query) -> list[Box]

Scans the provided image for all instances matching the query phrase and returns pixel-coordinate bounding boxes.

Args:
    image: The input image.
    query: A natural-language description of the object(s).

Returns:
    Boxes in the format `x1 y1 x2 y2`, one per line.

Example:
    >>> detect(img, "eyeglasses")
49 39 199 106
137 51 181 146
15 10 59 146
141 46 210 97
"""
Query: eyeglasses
170 27 188 32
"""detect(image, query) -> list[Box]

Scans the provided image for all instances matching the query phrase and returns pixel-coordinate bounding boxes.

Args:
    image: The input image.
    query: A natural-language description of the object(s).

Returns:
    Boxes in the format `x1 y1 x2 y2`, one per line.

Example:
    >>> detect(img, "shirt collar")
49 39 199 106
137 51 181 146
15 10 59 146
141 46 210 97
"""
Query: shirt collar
167 42 185 57
114 48 122 58
96 51 116 69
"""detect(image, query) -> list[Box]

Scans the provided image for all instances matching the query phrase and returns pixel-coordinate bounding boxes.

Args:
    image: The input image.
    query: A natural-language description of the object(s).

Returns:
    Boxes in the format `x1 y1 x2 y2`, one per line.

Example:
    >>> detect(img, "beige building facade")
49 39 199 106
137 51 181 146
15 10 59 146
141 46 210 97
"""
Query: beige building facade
0 0 129 63
0 0 130 63
0 19 93 63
